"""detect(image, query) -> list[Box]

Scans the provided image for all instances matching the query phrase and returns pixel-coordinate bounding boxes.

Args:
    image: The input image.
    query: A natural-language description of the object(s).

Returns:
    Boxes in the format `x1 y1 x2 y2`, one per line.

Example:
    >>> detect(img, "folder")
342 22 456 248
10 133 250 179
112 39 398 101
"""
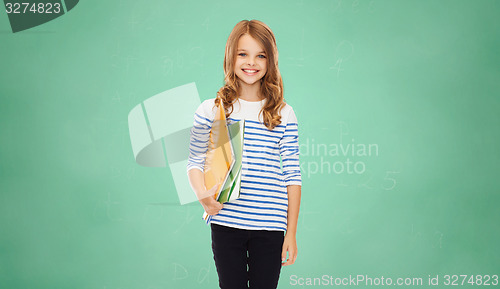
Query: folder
202 98 235 201
201 99 245 221
217 119 245 203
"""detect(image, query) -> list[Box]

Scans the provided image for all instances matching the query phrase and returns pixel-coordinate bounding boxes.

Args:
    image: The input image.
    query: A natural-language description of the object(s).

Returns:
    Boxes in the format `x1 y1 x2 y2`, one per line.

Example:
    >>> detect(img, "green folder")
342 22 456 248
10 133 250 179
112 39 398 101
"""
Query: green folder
217 120 245 203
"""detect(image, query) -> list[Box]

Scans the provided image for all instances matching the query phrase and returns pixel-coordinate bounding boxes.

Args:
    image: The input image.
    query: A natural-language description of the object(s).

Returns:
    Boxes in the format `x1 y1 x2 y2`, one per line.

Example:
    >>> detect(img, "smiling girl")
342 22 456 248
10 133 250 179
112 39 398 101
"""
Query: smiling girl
187 19 302 289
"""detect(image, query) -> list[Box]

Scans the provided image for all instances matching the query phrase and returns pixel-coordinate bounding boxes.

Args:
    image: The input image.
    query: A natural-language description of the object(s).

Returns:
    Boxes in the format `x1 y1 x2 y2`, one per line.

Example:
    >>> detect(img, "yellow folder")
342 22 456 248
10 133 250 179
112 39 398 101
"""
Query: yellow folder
203 98 235 203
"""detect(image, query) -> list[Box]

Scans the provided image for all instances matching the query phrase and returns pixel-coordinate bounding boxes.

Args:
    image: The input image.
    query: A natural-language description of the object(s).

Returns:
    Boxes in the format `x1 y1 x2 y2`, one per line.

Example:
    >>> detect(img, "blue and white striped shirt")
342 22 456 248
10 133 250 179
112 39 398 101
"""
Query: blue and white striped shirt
186 97 302 232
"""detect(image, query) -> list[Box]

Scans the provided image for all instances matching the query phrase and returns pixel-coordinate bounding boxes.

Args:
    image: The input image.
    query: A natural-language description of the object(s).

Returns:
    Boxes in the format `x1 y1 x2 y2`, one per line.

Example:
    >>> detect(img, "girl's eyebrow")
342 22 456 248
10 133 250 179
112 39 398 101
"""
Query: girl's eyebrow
237 49 266 54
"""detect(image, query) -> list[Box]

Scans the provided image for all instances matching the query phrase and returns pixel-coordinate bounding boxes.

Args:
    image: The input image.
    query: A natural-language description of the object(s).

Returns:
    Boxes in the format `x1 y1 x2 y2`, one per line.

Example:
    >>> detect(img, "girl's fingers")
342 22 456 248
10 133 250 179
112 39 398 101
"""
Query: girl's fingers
281 246 297 266
281 248 287 264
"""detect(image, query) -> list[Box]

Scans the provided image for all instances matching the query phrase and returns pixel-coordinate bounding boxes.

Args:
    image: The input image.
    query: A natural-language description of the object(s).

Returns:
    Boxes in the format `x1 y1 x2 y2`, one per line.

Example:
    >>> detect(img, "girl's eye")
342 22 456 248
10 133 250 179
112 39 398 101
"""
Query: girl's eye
238 53 265 58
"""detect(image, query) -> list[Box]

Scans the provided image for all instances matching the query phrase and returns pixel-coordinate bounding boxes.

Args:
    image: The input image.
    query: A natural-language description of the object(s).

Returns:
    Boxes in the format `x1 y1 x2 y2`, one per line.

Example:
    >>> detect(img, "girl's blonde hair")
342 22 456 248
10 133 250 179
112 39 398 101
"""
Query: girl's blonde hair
214 19 286 131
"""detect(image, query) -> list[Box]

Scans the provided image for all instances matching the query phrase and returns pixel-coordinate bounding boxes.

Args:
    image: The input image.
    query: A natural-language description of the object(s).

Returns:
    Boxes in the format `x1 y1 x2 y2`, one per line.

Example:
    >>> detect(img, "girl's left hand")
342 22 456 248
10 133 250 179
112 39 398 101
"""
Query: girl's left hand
281 233 297 266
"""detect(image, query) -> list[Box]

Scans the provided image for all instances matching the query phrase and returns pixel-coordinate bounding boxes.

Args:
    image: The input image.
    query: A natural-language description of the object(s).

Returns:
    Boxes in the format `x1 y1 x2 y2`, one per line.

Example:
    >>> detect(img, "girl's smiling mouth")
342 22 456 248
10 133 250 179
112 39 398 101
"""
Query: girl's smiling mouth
242 69 259 75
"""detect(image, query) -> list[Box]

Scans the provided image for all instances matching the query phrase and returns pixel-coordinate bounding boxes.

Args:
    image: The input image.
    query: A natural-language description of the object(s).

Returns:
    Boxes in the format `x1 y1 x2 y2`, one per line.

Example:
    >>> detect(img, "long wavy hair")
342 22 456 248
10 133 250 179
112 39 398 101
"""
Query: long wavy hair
214 19 286 131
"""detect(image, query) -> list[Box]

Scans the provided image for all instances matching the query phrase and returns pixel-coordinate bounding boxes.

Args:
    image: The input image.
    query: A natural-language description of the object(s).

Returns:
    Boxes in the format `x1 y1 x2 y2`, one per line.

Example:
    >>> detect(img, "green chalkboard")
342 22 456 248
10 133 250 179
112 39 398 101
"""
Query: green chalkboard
1 0 499 288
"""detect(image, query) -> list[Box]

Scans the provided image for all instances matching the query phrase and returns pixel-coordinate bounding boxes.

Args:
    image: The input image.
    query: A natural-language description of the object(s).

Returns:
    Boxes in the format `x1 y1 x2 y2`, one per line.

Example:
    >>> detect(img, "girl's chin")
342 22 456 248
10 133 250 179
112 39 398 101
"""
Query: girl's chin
237 79 262 86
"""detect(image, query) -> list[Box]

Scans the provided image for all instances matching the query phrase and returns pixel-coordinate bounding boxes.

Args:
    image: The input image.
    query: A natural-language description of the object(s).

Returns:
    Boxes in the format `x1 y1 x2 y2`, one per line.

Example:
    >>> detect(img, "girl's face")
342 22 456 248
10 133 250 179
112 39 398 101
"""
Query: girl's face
234 34 267 88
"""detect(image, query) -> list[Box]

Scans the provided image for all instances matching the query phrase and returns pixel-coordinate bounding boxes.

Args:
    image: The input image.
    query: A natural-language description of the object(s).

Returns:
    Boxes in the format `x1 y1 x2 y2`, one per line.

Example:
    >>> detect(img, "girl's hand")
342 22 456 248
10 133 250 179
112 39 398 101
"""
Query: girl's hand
281 233 297 266
200 183 223 215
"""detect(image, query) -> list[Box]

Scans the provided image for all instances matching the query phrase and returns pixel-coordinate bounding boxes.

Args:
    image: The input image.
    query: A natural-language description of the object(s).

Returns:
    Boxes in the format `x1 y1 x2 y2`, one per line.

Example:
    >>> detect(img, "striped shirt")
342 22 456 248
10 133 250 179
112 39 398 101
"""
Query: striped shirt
186 97 302 232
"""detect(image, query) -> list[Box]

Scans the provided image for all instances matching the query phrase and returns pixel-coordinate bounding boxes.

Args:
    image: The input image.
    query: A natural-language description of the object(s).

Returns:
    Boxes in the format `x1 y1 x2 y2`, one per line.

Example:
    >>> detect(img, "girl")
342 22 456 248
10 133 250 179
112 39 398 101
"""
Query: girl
187 19 302 289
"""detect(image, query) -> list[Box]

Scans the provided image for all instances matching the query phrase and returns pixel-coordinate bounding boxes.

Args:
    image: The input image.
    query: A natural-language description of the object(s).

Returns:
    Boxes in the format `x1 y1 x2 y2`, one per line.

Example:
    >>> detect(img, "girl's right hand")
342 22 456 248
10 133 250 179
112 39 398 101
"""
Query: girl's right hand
200 182 224 215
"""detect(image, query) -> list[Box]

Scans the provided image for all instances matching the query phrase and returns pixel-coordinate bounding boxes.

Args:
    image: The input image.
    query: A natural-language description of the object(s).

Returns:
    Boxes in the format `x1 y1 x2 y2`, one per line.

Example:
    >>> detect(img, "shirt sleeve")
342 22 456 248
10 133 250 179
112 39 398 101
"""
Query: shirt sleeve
278 108 302 186
186 101 213 173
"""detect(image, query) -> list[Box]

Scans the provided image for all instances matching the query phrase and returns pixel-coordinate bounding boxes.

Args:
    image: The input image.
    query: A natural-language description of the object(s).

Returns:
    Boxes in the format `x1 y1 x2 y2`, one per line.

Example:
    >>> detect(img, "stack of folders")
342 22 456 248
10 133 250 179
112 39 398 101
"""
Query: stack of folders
202 98 245 222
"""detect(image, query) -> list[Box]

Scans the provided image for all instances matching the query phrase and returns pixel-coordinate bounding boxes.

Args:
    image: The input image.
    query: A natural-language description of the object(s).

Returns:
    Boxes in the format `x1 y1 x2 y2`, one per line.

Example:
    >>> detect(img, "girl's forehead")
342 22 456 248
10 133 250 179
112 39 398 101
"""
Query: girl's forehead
237 34 265 51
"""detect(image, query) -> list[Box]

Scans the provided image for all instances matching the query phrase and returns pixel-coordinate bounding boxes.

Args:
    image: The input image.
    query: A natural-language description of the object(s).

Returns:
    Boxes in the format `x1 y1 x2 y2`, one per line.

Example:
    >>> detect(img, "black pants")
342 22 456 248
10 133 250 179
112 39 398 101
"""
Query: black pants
211 223 285 289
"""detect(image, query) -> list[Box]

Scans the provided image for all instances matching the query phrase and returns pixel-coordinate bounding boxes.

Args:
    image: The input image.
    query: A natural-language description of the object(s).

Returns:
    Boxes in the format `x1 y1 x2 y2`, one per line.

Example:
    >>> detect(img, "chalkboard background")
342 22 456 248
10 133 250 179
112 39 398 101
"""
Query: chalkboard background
1 0 499 288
